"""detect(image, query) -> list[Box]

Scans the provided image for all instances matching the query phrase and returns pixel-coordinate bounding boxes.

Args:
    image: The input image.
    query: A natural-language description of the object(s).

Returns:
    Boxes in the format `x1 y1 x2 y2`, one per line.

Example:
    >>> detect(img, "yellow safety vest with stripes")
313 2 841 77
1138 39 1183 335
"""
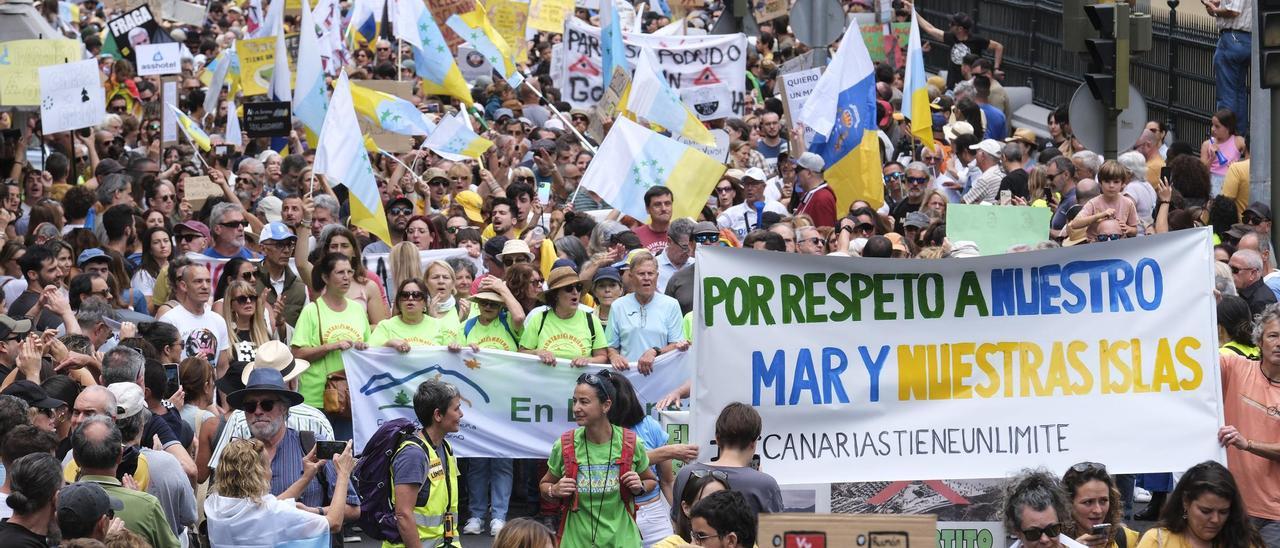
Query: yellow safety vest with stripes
382 435 459 548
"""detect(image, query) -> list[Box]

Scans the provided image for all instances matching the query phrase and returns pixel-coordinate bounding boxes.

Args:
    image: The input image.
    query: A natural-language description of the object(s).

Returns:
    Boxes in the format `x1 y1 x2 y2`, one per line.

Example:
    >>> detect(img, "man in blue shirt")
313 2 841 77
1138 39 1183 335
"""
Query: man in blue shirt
605 254 688 374
973 75 1007 140
202 202 260 259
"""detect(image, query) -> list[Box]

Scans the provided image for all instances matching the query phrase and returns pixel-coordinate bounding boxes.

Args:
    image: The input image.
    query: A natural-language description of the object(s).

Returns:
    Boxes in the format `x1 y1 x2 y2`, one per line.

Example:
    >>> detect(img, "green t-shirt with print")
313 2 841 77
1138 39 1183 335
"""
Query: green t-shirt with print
547 425 649 548
519 309 607 359
368 315 453 348
464 313 520 351
291 298 371 407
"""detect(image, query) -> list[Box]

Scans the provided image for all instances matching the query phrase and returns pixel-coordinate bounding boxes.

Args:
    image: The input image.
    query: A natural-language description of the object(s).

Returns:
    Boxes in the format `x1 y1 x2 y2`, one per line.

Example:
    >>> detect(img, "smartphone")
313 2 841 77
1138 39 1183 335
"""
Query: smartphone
1092 523 1112 538
425 103 441 113
163 363 179 397
999 189 1012 205
536 180 551 205
215 144 232 158
315 440 347 461
1160 166 1171 181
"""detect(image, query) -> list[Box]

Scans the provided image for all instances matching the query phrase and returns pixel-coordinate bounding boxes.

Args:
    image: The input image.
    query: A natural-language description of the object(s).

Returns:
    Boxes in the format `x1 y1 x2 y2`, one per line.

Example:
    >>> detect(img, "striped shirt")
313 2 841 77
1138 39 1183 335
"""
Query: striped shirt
1217 0 1252 31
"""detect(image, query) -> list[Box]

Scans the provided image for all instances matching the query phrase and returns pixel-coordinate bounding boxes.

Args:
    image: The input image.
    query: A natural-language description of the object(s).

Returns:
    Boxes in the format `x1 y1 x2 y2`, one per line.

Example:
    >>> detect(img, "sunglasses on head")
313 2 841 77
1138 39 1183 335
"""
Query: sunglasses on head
233 294 257 304
239 399 278 413
576 371 615 400
399 290 425 301
1021 523 1062 541
1070 461 1106 474
690 468 730 483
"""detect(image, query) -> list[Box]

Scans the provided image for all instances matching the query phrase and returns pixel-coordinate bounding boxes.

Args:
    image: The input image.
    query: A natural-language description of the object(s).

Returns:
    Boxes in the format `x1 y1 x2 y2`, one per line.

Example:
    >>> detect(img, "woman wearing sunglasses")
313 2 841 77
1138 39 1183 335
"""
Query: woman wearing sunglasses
370 277 470 352
655 468 731 548
211 257 257 313
221 279 277 375
1061 462 1138 548
1001 469 1084 548
541 370 657 547
504 263 544 317
520 266 608 367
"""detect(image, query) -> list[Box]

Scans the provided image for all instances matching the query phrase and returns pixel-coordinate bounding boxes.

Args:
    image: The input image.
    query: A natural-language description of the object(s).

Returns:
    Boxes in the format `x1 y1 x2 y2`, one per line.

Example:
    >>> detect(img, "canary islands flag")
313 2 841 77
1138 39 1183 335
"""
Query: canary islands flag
315 72 392 245
350 81 437 136
423 112 494 161
167 104 211 152
580 116 724 222
902 11 934 149
622 50 713 146
394 0 473 104
797 22 883 212
446 8 523 87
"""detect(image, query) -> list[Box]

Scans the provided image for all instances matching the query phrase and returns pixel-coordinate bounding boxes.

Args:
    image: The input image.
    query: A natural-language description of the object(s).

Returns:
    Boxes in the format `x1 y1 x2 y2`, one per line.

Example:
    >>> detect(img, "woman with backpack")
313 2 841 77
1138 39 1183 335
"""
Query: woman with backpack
519 266 609 367
540 370 657 547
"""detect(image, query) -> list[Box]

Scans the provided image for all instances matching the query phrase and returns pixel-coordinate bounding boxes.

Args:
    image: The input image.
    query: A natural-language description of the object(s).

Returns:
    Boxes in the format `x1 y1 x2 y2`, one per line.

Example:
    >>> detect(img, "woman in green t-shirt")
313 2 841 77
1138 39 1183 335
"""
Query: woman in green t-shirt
464 277 526 352
369 277 469 351
290 253 370 437
424 260 467 343
540 371 657 548
519 266 608 366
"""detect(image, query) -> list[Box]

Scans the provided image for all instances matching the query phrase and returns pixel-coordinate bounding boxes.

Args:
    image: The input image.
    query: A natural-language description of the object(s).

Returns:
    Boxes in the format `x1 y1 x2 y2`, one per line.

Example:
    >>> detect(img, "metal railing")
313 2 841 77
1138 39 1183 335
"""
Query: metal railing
916 0 1224 142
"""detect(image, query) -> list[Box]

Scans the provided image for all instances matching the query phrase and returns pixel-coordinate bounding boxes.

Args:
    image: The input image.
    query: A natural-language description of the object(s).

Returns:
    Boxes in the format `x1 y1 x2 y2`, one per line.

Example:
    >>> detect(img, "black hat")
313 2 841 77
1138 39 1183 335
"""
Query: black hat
226 368 305 409
57 482 123 525
484 236 510 260
2 380 64 409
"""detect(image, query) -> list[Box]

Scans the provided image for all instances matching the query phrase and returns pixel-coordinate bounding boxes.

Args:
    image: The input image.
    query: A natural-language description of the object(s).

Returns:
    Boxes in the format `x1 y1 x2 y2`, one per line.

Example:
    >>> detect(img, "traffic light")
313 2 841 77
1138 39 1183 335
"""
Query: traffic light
1263 0 1280 88
1082 2 1130 109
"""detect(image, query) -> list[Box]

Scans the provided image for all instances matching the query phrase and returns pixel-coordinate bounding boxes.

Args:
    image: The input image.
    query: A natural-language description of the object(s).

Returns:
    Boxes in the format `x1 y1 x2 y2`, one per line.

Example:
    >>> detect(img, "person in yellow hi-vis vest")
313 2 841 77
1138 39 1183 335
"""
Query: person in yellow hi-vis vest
387 379 462 548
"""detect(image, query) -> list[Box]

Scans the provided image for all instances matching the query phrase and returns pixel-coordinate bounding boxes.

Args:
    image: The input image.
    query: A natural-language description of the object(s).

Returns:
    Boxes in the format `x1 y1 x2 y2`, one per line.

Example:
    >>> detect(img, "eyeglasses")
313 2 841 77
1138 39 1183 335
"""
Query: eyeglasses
427 180 448 187
239 399 279 413
529 278 544 286
179 234 202 242
906 176 929 185
1070 462 1107 474
446 226 462 234
389 207 413 215
884 172 905 182
376 46 390 51
1231 265 1257 274
1095 234 1123 242
854 222 876 234
1021 523 1062 540
693 233 719 244
503 255 531 266
157 194 175 202
220 221 249 228
239 271 256 282
690 531 724 543
515 176 535 184
799 237 823 246
1244 214 1264 225
399 290 425 301
715 186 734 194
477 300 502 309
233 295 257 305
267 240 296 251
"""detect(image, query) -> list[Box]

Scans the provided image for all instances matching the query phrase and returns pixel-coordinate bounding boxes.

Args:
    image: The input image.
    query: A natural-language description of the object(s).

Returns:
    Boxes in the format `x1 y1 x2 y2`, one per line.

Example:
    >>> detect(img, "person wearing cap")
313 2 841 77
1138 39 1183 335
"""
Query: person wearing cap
498 239 536 272
453 191 485 230
464 278 526 352
255 222 307 328
1 380 61 434
520 267 608 365
58 481 124 542
0 453 63 546
605 253 688 376
70 415 180 548
9 245 72 331
1242 202 1272 238
962 139 1006 204
0 315 34 380
634 186 675 256
590 266 626 327
793 152 837 228
78 248 111 279
717 168 788 239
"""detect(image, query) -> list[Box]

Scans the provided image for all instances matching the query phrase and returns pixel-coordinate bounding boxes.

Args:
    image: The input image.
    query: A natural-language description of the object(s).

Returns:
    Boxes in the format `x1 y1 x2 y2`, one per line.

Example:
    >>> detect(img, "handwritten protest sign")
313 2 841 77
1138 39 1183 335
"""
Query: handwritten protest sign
345 348 690 454
556 17 747 119
947 204 1052 256
0 40 85 106
487 0 529 57
692 230 1223 484
528 0 572 33
39 60 106 134
779 66 822 151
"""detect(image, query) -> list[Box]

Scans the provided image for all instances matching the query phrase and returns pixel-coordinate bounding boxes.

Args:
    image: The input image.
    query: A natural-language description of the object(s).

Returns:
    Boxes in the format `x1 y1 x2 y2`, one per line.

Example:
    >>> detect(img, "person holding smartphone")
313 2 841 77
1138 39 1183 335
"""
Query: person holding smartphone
1061 462 1139 548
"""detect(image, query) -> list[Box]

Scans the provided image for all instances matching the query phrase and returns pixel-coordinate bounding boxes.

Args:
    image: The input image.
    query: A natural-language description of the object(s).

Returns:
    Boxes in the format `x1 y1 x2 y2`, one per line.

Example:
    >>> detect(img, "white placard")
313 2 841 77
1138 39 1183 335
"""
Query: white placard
162 79 177 143
39 59 105 134
782 67 823 129
136 43 182 75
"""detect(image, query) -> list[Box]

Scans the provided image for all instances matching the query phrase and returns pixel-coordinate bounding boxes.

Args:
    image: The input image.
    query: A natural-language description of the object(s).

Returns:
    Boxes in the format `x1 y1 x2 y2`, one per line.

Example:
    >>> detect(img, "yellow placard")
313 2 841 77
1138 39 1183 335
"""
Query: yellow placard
527 0 572 33
487 0 529 55
236 35 297 97
0 40 87 106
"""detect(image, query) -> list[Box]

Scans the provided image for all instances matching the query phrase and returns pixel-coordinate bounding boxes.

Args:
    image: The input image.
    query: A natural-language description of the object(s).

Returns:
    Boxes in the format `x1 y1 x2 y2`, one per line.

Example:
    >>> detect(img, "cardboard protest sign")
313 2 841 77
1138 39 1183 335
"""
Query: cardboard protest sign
39 59 106 134
557 17 747 120
163 0 209 25
947 204 1052 256
243 101 291 137
751 0 787 23
107 5 168 64
487 0 529 56
759 514 937 548
693 230 1223 484
528 0 572 33
106 0 164 21
351 80 414 153
136 43 181 75
0 39 85 106
182 175 222 211
779 67 822 152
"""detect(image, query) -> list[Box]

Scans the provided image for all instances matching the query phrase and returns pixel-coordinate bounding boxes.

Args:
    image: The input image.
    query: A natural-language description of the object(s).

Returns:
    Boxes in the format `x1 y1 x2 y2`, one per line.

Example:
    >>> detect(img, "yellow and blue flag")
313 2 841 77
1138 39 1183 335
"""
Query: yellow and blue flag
621 50 713 146
797 22 884 212
394 0 474 104
167 104 212 152
599 0 629 87
902 11 934 149
315 72 392 245
294 0 328 135
446 7 523 87
579 116 724 221
345 0 383 48
349 81 438 136
423 112 494 161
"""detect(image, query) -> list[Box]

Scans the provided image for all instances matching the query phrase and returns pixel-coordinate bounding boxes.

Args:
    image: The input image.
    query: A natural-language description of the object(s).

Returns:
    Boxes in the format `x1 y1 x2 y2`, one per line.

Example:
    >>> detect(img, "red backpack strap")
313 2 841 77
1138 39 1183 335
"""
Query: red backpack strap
617 428 638 520
556 429 579 544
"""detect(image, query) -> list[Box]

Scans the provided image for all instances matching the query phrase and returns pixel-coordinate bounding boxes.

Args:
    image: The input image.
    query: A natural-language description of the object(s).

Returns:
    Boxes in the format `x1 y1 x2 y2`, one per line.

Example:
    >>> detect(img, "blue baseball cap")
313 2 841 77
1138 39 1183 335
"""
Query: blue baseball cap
77 248 109 267
552 258 578 272
259 221 298 243
593 267 622 284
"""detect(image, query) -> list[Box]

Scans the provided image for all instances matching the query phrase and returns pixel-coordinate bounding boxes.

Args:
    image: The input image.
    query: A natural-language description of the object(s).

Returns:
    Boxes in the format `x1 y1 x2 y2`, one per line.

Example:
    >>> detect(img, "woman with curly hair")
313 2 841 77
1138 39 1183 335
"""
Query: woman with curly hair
1001 468 1077 548
1060 462 1139 548
1135 461 1263 548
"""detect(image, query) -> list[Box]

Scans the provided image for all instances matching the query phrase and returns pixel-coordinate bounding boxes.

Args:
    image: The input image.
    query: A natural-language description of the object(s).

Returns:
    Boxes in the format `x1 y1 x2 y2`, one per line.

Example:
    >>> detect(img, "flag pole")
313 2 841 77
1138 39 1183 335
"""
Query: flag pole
520 79 597 154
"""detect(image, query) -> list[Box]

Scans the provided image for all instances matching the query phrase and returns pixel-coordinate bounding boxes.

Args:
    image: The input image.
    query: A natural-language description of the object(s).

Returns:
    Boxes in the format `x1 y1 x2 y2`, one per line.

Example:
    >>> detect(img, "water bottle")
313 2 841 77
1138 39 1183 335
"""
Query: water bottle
1211 137 1228 167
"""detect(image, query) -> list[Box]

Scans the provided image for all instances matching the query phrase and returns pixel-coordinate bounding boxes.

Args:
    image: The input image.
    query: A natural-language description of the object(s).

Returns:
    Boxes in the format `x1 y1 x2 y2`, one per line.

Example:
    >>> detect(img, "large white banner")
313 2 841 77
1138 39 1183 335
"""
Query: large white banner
692 229 1225 484
344 347 691 455
554 17 747 120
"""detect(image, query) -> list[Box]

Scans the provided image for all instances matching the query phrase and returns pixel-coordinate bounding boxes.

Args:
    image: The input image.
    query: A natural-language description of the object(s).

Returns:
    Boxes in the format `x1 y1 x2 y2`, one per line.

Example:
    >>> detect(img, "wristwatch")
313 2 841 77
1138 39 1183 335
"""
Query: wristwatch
651 346 662 356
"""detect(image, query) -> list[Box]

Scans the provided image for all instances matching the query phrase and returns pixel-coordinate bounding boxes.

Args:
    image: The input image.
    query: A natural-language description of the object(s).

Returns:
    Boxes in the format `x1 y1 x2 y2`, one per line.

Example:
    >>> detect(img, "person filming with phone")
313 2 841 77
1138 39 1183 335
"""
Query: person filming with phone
1060 462 1139 548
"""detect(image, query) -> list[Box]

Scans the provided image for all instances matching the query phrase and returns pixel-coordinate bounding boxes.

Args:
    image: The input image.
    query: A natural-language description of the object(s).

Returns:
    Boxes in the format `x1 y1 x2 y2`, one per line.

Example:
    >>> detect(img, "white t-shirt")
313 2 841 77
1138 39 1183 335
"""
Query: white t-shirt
717 200 789 240
0 492 10 520
159 304 230 363
204 493 330 548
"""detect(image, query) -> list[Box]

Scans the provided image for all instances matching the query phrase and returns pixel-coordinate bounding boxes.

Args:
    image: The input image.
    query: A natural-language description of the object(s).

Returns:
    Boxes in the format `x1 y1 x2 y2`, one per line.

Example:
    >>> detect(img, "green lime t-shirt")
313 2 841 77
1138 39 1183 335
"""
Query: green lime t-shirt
368 313 462 348
547 426 649 548
519 309 607 359
291 298 371 407
464 313 520 351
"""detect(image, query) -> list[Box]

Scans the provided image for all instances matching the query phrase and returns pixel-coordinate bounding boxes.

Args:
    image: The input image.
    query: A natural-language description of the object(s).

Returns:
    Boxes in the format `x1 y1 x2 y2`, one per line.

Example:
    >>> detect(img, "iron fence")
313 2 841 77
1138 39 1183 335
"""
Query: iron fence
916 0 1223 142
